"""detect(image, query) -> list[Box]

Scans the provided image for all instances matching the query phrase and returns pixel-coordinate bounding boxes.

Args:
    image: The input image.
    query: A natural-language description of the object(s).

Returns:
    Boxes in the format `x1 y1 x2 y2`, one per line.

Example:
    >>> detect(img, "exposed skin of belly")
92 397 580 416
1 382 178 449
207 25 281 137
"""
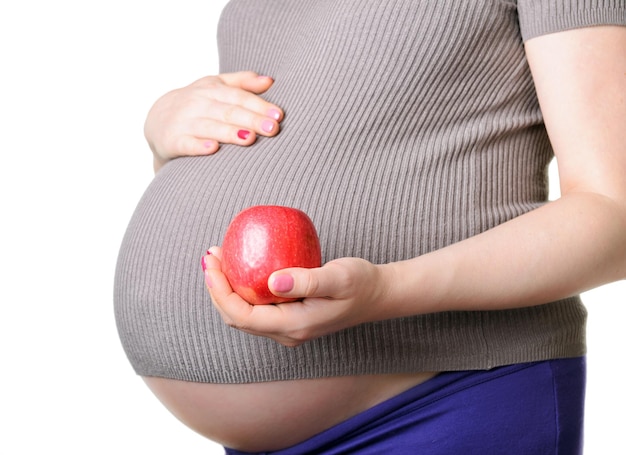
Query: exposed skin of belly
143 371 437 452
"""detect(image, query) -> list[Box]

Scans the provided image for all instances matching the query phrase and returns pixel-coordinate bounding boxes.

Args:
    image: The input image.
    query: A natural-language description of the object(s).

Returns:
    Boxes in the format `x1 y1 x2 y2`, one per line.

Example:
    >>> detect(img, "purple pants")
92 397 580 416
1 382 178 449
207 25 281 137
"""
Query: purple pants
225 357 586 454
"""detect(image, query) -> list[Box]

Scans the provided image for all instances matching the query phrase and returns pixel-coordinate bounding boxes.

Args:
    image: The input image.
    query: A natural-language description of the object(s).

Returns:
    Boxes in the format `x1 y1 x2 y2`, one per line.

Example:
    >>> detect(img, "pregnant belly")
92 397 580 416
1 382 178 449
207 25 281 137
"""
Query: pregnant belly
143 372 436 452
115 152 435 451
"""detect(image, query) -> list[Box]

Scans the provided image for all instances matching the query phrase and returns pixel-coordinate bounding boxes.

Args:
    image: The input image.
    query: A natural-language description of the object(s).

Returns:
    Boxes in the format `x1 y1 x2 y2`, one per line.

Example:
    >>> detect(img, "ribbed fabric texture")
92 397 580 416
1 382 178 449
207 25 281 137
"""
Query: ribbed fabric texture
518 0 626 41
114 0 625 383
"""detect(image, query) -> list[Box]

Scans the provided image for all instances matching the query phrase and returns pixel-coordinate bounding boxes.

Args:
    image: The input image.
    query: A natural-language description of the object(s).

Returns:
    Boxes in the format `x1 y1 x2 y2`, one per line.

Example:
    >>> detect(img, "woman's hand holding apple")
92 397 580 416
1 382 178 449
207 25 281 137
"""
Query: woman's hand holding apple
203 249 389 347
145 71 284 172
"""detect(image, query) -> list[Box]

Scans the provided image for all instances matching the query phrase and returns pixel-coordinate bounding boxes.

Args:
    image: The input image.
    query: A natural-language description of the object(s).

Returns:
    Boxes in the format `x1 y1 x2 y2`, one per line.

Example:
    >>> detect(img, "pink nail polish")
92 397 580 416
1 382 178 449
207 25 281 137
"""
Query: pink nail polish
272 274 294 293
238 129 251 140
201 250 213 272
261 120 275 133
267 109 281 121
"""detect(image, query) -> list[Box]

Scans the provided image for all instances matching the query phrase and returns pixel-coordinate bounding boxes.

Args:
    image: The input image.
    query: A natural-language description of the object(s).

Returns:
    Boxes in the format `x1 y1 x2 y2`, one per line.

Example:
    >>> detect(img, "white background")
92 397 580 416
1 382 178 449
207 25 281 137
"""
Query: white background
0 1 623 453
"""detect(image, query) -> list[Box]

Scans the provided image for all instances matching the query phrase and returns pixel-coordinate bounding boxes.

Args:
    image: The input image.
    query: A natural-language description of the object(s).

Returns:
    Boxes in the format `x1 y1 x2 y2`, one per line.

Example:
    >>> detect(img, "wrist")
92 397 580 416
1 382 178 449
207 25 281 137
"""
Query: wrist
374 261 424 321
376 255 451 321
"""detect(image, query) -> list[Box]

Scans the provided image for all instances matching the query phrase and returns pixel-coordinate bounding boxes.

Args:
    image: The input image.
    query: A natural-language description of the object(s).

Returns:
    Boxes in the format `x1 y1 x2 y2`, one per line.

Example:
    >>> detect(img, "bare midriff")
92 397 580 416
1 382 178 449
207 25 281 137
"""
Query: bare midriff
143 371 437 452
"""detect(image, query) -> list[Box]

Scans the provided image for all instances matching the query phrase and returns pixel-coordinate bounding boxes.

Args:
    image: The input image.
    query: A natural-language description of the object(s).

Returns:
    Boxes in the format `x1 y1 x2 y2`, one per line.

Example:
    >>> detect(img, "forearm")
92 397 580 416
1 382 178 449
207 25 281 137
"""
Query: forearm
381 192 626 319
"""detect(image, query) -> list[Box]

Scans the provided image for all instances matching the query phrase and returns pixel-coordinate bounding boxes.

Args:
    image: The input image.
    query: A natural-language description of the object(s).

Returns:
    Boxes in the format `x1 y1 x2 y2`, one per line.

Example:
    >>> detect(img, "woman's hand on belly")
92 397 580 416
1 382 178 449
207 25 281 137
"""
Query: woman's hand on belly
145 71 284 172
203 248 388 347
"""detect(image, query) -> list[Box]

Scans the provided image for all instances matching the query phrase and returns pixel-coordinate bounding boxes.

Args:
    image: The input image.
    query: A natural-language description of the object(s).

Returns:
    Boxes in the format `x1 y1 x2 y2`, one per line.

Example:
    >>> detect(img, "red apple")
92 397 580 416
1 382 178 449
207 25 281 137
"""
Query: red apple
221 205 322 305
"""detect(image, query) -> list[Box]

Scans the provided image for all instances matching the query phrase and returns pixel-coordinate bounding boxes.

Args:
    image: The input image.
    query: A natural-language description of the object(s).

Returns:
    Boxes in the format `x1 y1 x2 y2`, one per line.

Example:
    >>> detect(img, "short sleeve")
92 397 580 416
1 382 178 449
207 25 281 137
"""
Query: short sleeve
517 0 626 41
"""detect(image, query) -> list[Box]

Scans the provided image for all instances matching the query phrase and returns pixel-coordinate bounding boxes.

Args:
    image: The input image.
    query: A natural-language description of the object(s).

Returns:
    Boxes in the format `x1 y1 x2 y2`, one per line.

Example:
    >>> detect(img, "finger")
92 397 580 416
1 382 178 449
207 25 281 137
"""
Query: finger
201 248 223 284
213 87 283 123
204 80 283 122
207 246 222 260
203 252 253 323
172 135 220 157
218 71 274 94
202 249 310 343
191 117 260 146
202 247 339 344
268 262 349 300
201 100 281 138
203 256 302 344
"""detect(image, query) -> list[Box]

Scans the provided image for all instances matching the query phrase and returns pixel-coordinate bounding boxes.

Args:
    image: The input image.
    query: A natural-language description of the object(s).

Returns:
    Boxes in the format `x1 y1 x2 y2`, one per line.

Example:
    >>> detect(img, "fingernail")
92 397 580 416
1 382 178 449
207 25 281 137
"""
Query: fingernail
272 274 294 293
205 271 213 289
261 120 275 133
238 129 251 140
267 109 281 121
201 251 212 272
203 140 217 149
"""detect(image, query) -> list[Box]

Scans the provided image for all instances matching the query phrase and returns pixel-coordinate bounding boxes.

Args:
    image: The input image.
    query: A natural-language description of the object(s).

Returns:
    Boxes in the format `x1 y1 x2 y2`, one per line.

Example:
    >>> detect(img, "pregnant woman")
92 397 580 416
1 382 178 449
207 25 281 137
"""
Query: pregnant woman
115 1 626 453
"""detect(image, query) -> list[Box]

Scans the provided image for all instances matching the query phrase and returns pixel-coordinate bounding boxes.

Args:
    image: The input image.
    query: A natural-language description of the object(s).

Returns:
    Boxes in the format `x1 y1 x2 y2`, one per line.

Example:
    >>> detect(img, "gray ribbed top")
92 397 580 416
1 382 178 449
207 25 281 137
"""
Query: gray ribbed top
114 0 625 383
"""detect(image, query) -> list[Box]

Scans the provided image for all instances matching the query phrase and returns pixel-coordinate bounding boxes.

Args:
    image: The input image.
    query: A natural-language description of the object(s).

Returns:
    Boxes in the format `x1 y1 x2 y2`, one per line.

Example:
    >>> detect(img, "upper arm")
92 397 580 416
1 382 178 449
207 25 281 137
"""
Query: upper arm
524 26 626 201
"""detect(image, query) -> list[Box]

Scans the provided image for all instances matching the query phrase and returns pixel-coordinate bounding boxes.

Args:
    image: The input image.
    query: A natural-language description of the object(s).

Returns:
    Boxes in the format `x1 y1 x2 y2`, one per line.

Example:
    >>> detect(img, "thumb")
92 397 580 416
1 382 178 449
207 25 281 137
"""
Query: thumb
268 262 345 300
